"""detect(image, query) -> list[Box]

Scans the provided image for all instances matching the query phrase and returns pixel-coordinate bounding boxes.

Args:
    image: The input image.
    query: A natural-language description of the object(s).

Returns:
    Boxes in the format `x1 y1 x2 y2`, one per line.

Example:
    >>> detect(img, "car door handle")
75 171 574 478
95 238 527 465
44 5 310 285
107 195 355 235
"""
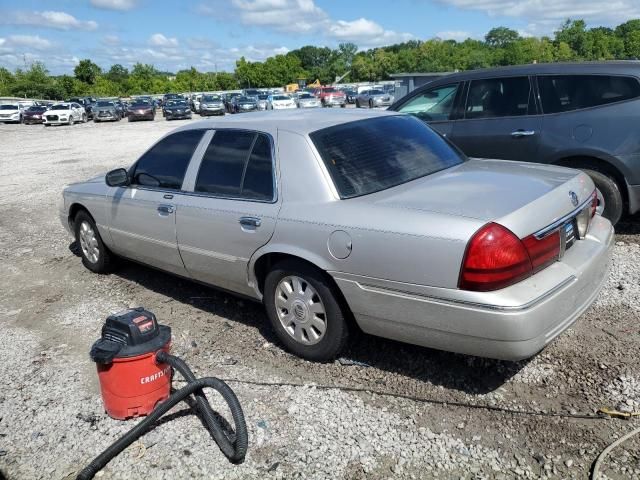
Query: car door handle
511 130 536 137
157 204 174 215
239 216 261 228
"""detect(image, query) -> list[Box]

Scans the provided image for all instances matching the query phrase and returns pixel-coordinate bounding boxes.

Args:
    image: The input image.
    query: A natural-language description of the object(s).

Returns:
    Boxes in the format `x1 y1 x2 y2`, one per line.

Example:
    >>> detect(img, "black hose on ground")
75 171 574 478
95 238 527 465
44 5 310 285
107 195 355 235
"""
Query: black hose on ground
76 353 248 480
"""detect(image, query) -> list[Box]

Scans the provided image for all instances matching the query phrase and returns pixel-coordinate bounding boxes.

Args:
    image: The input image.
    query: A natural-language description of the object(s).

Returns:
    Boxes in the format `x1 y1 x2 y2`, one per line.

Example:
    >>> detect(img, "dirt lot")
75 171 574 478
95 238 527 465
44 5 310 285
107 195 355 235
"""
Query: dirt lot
0 114 639 480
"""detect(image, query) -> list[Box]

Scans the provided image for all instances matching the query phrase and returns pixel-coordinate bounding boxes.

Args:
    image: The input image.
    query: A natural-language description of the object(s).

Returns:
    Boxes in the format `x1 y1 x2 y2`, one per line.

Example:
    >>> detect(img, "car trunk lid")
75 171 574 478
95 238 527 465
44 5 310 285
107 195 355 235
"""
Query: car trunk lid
363 158 595 238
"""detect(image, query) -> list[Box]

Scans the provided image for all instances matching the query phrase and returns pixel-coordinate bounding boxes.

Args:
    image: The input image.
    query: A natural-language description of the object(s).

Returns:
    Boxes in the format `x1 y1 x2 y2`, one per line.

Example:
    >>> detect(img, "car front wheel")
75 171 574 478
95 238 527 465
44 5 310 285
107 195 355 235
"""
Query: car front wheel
264 260 349 362
74 211 115 273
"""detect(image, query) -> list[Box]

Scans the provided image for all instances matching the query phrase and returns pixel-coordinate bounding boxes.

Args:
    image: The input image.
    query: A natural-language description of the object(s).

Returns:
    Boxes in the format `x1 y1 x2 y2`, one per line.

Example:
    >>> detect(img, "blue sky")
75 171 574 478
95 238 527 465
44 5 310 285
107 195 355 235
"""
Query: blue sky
1 0 639 74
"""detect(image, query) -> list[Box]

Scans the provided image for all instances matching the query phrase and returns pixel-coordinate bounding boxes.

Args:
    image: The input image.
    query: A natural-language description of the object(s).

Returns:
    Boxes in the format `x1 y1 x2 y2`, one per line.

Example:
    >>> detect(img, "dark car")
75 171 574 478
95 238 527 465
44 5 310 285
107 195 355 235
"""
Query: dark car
225 93 241 113
344 89 357 104
389 61 640 224
199 94 225 116
68 96 96 120
163 100 192 120
232 96 258 113
127 100 155 121
93 100 121 122
22 105 48 124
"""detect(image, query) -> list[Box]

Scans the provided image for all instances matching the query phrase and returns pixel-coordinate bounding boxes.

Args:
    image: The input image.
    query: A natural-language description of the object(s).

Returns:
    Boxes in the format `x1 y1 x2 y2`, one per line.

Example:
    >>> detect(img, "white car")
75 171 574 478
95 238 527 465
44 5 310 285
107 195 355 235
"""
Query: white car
267 94 296 110
43 102 86 126
0 104 23 123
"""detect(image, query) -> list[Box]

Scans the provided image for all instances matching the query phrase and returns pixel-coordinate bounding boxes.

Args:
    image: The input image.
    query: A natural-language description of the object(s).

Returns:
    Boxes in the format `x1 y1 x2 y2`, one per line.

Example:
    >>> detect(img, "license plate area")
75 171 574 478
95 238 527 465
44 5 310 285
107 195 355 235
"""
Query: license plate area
559 220 576 258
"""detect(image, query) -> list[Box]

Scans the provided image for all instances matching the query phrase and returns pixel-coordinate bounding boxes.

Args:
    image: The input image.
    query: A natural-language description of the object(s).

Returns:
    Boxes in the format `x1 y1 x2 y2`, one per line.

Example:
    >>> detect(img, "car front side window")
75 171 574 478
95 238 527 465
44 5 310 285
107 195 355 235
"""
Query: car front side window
397 84 459 122
131 129 205 190
464 77 533 119
195 130 274 201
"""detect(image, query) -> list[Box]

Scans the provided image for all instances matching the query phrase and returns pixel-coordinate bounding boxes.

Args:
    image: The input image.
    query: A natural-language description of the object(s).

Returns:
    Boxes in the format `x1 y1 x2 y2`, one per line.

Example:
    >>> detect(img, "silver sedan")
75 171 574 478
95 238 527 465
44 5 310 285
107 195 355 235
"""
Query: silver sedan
60 109 613 362
356 89 394 108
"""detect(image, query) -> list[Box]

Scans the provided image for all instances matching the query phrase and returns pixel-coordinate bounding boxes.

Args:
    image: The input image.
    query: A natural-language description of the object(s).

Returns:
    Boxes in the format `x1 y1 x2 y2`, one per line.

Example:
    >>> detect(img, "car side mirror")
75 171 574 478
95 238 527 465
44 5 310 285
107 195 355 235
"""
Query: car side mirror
106 168 130 187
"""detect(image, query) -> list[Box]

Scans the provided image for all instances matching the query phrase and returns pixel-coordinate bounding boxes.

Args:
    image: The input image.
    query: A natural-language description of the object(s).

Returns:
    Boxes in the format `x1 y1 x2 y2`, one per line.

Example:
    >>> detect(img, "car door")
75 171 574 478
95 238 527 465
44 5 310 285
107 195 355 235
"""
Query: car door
450 76 541 161
107 129 206 275
175 129 280 296
392 83 462 137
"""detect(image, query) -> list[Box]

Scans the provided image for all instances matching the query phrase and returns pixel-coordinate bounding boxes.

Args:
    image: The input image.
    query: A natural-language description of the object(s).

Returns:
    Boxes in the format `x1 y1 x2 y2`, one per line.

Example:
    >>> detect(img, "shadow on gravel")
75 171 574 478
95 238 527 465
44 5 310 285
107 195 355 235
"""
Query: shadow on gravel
616 212 640 235
70 242 528 395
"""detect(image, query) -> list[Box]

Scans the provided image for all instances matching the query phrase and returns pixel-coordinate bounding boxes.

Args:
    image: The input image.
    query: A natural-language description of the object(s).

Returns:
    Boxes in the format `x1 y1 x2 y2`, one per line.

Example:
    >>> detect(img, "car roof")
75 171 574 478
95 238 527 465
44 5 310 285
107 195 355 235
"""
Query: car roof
427 61 640 84
177 108 400 135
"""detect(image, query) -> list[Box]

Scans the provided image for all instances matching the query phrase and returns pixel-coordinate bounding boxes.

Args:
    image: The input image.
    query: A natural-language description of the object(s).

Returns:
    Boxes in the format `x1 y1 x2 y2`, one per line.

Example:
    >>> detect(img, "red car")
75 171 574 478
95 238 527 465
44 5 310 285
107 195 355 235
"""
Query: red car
22 105 48 124
312 87 346 108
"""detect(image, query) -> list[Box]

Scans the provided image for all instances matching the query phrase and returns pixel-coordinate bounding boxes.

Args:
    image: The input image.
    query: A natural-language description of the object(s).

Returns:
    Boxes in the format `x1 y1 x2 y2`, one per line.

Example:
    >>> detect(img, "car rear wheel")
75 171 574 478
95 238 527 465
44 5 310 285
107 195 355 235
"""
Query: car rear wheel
264 259 349 362
74 211 115 273
581 169 623 225
369 99 374 108
356 100 360 108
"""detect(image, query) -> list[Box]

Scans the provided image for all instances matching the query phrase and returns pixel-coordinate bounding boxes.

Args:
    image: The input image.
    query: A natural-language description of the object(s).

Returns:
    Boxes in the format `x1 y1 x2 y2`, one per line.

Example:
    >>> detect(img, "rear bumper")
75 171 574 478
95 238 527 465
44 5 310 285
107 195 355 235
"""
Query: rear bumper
332 215 614 361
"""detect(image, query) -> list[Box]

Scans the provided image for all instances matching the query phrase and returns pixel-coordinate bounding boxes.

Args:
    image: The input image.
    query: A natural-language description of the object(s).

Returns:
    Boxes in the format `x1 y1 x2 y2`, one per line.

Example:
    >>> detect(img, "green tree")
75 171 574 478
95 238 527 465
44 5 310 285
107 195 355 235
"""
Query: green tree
485 27 520 48
106 64 129 83
74 59 101 85
0 67 14 96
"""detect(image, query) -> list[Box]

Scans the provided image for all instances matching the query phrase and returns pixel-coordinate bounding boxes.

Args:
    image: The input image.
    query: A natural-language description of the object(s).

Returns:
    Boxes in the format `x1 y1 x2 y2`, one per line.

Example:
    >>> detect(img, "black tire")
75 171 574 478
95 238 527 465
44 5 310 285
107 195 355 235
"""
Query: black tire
82 113 87 123
74 211 115 273
355 100 360 108
581 169 624 225
369 100 373 108
264 259 349 362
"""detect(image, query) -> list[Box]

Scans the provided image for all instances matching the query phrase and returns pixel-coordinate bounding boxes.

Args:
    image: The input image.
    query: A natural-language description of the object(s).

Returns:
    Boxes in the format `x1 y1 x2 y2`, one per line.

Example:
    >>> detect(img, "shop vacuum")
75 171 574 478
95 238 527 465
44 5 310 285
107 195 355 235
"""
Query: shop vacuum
76 308 248 480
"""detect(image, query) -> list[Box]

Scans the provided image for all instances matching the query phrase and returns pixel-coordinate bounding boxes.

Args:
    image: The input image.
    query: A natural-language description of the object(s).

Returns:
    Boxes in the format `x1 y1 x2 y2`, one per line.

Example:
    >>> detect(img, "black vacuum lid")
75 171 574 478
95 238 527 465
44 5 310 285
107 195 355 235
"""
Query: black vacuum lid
90 308 171 364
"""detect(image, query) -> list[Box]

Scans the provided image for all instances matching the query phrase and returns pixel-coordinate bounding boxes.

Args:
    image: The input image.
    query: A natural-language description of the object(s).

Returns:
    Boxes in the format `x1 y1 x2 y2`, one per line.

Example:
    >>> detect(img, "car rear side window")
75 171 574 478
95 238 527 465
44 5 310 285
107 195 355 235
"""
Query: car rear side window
465 77 533 119
195 130 274 201
132 129 204 190
310 115 465 199
396 83 459 122
538 75 640 114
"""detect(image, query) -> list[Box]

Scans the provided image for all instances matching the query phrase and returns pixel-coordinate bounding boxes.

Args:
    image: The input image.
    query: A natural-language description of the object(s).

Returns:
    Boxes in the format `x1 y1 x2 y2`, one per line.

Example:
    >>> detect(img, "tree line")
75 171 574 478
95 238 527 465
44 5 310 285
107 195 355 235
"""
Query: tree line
1 19 639 99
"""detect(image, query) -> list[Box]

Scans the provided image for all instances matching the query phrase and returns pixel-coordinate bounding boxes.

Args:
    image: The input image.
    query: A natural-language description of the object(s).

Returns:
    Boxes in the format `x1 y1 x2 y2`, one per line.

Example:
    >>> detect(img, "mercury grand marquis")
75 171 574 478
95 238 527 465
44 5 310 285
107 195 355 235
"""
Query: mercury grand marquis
60 109 613 361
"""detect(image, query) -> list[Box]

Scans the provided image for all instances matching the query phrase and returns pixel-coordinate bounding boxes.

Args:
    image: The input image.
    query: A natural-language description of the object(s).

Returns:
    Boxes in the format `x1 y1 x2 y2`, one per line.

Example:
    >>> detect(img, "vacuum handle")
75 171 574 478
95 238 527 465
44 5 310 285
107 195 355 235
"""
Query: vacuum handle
90 340 123 364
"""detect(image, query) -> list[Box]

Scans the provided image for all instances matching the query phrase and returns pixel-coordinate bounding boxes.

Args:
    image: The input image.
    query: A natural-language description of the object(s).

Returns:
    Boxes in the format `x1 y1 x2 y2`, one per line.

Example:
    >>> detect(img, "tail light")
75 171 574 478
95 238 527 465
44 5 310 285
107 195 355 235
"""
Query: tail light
459 223 561 292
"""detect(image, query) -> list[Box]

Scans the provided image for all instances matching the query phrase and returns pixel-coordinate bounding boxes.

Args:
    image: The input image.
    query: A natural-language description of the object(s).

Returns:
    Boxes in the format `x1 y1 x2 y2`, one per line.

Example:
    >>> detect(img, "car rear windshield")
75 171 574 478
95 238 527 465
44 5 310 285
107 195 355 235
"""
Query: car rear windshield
97 101 114 107
309 115 465 198
51 105 69 110
132 102 150 107
0 105 18 110
368 89 384 95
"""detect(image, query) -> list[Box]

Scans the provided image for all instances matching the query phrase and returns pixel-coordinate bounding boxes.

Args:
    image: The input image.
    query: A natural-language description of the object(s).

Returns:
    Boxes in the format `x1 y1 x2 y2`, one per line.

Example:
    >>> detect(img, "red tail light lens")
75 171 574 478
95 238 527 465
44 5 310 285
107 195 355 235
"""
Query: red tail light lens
522 230 560 273
459 223 532 291
589 189 598 218
460 223 561 292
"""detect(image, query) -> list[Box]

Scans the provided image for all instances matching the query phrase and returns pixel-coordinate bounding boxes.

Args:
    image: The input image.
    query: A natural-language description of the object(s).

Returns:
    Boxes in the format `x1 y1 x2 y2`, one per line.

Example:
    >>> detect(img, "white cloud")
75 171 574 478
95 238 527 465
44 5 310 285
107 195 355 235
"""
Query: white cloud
436 0 640 33
149 33 179 47
90 0 139 11
197 0 413 46
6 35 53 50
4 10 98 31
435 30 472 41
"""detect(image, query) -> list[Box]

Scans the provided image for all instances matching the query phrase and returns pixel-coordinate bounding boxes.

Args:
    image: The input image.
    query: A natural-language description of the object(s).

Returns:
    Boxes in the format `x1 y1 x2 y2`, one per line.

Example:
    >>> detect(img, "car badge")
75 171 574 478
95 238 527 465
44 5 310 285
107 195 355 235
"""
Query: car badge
569 191 579 207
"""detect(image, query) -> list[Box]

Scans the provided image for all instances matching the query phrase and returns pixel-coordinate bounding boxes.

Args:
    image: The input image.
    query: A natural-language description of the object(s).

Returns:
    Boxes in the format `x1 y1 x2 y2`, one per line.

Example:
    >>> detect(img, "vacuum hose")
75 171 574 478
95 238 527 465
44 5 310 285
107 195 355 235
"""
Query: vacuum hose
77 352 248 480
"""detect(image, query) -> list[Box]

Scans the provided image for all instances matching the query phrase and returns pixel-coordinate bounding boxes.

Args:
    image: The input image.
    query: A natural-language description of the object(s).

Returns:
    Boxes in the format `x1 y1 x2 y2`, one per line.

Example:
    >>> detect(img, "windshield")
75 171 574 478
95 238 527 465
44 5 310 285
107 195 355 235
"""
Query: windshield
257 94 269 100
309 116 465 199
96 101 114 107
238 97 254 103
300 94 314 99
51 104 70 110
273 95 290 101
322 88 336 93
131 101 151 107
167 101 187 107
27 106 47 112
369 89 384 95
0 105 18 110
202 95 221 102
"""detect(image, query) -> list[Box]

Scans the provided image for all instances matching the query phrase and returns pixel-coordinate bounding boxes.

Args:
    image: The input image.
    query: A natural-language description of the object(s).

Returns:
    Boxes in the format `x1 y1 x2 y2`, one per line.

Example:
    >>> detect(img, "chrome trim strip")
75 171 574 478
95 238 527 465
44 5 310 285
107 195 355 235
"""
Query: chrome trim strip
534 196 593 239
179 244 247 263
109 227 176 249
350 276 577 312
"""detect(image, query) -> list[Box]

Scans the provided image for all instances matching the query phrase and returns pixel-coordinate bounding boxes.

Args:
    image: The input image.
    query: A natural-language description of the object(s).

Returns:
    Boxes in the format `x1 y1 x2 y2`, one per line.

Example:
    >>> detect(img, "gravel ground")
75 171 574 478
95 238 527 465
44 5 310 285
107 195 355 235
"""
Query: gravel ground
0 114 639 480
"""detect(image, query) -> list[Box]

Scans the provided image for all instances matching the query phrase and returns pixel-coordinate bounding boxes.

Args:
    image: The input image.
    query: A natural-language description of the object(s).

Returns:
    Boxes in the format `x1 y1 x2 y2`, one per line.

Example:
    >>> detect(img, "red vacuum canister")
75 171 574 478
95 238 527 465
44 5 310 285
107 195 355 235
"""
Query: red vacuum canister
90 308 172 420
